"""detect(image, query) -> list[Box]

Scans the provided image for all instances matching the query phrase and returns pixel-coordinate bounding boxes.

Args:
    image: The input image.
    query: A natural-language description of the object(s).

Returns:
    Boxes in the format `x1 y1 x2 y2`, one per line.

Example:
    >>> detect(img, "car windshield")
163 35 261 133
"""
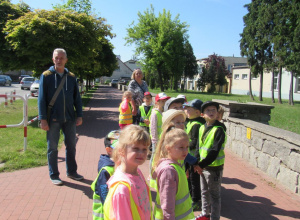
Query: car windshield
0 76 5 79
23 78 34 81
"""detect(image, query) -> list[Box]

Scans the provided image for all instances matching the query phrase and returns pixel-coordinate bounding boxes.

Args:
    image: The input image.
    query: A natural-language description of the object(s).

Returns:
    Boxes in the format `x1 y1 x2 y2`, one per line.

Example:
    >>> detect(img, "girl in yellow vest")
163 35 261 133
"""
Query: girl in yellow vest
152 124 195 220
119 91 133 129
103 125 152 220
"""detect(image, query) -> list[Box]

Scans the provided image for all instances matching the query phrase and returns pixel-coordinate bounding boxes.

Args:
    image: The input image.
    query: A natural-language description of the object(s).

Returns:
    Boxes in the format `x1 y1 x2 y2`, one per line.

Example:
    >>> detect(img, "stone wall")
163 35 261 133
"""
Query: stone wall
217 100 300 194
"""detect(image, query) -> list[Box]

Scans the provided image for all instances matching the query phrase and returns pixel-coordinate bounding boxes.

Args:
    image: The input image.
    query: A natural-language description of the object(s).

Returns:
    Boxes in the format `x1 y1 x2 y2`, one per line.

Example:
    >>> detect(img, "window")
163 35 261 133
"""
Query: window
242 74 248 80
234 74 239 80
296 76 300 92
274 72 279 90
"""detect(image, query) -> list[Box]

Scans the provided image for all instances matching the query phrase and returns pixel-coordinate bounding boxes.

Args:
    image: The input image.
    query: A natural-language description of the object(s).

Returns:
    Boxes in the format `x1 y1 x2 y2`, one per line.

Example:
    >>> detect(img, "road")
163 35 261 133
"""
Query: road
0 83 36 104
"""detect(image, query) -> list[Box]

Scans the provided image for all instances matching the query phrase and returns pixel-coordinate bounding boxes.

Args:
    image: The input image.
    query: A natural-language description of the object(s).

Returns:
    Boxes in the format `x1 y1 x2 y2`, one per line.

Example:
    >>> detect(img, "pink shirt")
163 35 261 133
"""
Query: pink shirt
108 168 151 220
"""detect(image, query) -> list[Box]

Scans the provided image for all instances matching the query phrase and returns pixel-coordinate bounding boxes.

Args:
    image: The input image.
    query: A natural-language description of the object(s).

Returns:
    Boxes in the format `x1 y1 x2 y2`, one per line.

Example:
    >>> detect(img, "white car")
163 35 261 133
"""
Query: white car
30 79 39 96
21 77 35 90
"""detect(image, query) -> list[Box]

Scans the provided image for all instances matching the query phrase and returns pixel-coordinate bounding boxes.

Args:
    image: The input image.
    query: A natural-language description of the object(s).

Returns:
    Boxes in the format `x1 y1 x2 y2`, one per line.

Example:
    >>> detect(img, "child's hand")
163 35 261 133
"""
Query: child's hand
193 165 203 175
186 170 189 178
144 119 150 125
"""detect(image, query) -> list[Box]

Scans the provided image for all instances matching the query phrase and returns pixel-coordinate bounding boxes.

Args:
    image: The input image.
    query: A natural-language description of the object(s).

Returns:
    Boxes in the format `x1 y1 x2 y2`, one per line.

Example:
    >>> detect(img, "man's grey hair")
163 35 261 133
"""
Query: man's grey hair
53 48 67 57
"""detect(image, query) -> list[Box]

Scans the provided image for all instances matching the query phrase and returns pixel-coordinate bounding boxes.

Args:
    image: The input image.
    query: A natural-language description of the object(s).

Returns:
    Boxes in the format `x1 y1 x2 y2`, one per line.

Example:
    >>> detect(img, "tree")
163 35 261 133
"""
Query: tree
182 40 198 91
53 0 92 15
125 5 188 91
3 9 117 80
0 0 31 71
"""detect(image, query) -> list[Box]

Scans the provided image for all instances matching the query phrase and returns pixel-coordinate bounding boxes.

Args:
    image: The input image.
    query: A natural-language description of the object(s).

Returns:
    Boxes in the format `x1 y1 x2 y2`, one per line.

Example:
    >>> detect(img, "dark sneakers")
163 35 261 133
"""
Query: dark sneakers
50 177 63 186
67 173 84 181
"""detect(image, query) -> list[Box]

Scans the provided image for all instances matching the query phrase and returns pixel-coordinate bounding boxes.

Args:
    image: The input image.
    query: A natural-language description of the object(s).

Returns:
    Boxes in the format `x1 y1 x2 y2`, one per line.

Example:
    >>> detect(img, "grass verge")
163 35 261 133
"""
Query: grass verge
150 89 300 135
0 86 97 172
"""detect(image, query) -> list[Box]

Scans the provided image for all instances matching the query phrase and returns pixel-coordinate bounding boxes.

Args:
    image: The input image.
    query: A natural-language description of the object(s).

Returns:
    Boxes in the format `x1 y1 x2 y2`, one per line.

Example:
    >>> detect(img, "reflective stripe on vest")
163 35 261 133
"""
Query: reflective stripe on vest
149 109 162 138
139 105 153 127
185 121 203 156
119 102 133 124
154 163 194 220
91 166 114 220
198 125 226 167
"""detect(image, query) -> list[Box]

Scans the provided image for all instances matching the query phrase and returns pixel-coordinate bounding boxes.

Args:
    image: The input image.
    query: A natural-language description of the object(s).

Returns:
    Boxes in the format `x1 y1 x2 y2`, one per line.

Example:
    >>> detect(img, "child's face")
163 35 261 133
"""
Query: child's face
125 95 132 102
157 99 167 110
169 102 183 111
201 106 218 123
143 95 152 106
171 114 186 130
167 138 189 161
125 142 148 168
184 107 200 119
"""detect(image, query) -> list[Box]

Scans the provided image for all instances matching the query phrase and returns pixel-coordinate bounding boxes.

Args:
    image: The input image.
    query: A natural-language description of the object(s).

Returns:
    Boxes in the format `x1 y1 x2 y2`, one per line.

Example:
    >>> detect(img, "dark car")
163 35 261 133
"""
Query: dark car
0 75 12 86
19 75 31 84
20 77 35 90
118 77 131 85
111 79 119 88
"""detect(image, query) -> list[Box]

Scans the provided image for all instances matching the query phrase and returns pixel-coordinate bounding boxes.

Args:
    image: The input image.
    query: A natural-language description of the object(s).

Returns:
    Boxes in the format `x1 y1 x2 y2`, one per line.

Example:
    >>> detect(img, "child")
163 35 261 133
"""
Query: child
137 91 153 133
152 124 195 220
162 109 186 130
91 130 119 220
183 99 206 210
195 101 227 220
119 91 133 129
103 125 152 220
216 106 224 122
163 95 185 112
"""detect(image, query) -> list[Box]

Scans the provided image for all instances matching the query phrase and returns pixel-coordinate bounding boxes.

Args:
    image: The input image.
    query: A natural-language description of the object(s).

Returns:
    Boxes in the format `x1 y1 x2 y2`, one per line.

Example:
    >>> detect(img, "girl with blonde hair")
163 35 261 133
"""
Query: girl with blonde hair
103 125 152 220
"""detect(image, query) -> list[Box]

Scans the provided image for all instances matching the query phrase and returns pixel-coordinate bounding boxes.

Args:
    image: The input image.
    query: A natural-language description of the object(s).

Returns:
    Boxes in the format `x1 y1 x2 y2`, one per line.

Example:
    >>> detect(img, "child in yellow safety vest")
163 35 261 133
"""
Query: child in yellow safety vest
152 124 195 220
183 99 206 211
91 130 119 220
137 91 153 133
194 101 227 220
103 125 152 220
119 91 133 129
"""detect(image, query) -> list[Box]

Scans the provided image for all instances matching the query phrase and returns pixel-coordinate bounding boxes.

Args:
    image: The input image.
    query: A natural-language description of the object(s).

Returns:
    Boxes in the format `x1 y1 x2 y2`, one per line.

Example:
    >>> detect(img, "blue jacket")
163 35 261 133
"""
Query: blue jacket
96 154 115 203
38 66 82 122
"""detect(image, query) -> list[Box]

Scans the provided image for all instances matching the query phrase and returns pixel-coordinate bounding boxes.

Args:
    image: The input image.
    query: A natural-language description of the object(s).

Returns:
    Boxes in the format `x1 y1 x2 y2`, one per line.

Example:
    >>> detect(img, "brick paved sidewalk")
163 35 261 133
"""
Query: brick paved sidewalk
0 85 299 220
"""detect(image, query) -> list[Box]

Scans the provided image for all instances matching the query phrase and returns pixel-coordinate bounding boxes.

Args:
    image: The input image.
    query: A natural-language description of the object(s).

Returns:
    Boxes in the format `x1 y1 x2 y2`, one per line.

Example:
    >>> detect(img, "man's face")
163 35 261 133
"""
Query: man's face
52 52 68 69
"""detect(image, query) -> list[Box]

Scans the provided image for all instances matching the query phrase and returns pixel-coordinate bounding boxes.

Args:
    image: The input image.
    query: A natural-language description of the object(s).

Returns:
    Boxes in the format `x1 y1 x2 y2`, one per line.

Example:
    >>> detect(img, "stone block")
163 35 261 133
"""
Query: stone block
262 140 277 157
287 151 300 173
277 165 299 193
241 142 250 160
257 152 270 172
249 146 258 167
251 136 263 151
235 126 242 141
267 157 280 179
230 124 236 140
274 146 291 166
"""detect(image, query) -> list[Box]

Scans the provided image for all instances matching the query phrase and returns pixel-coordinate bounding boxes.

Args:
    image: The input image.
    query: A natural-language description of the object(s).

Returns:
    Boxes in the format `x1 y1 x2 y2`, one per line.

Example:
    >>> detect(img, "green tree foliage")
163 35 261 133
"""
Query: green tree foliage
0 0 31 71
3 8 117 79
182 40 198 91
125 5 188 91
53 0 92 15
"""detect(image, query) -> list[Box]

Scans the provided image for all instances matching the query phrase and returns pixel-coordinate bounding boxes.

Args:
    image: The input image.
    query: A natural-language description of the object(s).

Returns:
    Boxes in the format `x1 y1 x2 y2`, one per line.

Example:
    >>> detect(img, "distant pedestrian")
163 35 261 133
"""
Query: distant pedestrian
38 48 83 185
127 69 149 124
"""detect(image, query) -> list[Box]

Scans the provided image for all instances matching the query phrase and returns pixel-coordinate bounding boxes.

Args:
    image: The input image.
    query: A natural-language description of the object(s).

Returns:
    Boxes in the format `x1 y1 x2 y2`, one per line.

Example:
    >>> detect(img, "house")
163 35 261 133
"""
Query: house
231 66 300 101
100 56 140 83
184 55 247 93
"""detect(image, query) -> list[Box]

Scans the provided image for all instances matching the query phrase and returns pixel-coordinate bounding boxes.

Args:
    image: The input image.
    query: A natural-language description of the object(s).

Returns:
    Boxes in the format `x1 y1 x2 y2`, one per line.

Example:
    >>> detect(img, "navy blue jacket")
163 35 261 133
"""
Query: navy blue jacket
38 66 82 122
96 154 115 203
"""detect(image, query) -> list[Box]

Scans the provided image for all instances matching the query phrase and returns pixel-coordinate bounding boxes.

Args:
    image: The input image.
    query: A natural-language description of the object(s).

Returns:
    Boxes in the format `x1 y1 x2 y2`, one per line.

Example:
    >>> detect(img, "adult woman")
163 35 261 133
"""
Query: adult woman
127 69 149 124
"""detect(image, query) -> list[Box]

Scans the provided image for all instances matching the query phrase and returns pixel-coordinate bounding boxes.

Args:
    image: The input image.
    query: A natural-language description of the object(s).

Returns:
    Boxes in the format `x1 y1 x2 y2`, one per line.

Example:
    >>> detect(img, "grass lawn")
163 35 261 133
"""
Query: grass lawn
0 86 97 172
150 89 300 135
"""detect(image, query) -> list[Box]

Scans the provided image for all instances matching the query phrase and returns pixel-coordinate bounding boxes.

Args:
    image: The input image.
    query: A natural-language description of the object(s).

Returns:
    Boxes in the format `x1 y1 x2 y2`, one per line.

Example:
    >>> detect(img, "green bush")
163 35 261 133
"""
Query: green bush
104 80 111 84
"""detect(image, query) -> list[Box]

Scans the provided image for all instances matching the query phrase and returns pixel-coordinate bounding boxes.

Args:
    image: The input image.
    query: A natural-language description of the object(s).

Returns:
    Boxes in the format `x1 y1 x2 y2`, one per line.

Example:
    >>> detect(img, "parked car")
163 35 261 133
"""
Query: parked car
111 79 119 88
20 77 35 90
0 75 12 86
118 77 131 85
30 79 39 96
19 75 31 83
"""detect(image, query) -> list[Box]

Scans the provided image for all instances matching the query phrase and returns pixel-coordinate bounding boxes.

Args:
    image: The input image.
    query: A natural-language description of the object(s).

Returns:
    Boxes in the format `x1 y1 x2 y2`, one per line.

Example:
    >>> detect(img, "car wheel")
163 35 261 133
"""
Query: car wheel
21 87 24 90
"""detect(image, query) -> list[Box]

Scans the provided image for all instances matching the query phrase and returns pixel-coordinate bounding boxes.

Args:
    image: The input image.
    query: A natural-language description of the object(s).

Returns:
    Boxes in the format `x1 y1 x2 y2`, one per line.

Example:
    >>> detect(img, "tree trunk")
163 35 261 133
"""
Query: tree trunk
278 66 282 104
289 72 294 105
157 63 164 92
271 67 275 103
259 72 263 101
249 67 254 101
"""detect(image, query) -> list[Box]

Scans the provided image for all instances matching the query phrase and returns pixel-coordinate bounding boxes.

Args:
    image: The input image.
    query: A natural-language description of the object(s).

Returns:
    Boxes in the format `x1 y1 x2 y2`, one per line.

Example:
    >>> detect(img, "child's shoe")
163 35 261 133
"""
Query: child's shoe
194 213 210 220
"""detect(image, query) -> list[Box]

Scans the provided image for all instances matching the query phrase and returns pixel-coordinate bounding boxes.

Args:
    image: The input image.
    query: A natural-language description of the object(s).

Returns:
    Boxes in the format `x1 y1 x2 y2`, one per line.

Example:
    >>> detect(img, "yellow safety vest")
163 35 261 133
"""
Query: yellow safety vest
199 125 226 167
154 163 194 220
185 121 203 156
119 102 133 124
91 166 114 220
139 105 153 127
103 181 153 220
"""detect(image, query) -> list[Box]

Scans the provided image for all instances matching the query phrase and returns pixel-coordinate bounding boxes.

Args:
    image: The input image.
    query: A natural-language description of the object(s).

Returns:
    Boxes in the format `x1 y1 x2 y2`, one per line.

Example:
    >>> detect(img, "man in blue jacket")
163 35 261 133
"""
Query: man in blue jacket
38 48 83 185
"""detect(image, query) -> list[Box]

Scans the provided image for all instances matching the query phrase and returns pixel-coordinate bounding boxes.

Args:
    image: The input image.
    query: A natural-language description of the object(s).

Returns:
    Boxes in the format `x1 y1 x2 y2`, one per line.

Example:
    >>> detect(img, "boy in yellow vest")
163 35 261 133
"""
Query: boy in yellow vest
195 101 226 220
91 130 119 220
137 91 153 133
183 99 206 211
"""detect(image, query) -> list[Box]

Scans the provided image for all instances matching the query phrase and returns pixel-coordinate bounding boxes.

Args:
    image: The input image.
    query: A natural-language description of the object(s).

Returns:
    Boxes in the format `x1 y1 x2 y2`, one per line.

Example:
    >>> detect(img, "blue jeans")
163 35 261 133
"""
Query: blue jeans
47 120 77 179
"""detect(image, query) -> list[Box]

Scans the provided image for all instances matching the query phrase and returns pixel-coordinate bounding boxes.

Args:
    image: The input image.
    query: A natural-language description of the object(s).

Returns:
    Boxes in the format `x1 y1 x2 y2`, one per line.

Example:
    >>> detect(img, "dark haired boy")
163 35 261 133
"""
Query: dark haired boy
195 101 227 220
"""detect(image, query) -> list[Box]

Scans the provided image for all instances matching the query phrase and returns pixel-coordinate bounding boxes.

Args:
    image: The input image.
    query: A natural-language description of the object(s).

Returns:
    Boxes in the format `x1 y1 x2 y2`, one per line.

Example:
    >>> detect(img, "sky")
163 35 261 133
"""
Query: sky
12 0 251 62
